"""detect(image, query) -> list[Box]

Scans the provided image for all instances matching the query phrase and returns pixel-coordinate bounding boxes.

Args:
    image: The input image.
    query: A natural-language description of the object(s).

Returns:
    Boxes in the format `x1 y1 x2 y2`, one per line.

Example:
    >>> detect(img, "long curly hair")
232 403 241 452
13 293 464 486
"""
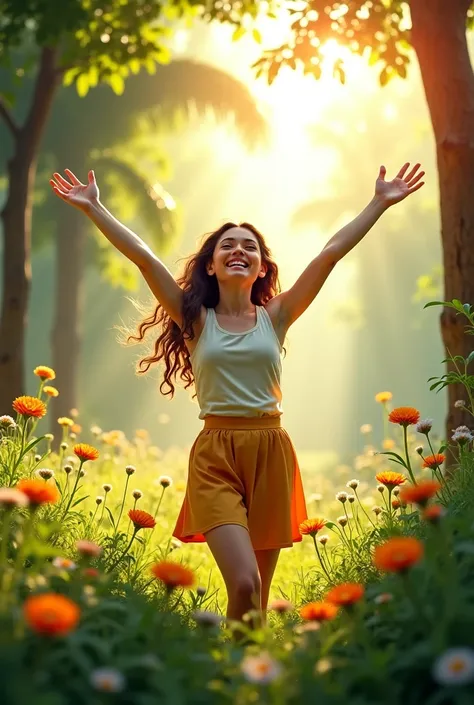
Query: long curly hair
126 221 281 397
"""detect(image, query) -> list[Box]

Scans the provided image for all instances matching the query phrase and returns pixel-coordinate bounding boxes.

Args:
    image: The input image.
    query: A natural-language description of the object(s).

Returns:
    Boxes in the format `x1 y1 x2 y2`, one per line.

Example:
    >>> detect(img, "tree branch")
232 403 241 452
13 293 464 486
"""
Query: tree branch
0 97 19 137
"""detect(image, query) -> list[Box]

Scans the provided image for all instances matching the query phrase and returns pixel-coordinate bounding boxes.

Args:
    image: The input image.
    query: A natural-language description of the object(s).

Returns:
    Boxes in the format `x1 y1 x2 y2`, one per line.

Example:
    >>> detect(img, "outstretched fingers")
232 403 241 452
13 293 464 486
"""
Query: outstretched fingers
408 180 425 194
407 170 425 188
64 168 82 185
52 172 73 190
49 180 69 200
396 162 410 179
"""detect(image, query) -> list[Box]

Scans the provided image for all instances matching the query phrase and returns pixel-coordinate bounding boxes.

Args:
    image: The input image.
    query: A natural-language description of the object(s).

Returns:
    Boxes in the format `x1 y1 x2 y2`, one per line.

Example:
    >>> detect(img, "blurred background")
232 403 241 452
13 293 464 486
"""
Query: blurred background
0 15 448 465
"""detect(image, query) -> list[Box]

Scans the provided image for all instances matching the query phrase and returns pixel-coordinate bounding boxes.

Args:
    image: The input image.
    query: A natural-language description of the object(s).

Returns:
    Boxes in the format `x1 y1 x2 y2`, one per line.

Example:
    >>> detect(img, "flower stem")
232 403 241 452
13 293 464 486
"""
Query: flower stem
312 535 331 580
115 474 130 533
63 460 84 515
108 529 138 573
403 426 417 484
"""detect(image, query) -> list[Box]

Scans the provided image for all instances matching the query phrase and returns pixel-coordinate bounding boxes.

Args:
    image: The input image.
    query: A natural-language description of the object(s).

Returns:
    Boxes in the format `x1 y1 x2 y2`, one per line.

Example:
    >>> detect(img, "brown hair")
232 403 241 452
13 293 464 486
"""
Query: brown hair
126 221 281 397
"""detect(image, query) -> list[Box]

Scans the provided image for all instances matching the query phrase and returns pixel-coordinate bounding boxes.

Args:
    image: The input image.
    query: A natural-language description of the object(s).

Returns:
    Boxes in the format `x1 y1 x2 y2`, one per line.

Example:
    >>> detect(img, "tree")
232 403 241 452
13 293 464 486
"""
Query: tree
0 0 261 409
253 0 474 445
40 60 267 422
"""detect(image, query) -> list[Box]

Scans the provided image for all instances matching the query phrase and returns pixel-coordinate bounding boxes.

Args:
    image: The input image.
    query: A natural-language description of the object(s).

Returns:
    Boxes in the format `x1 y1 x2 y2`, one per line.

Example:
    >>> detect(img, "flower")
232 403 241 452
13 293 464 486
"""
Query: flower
34 365 56 380
336 491 348 503
299 518 326 536
0 487 29 508
241 652 282 684
23 593 80 636
373 506 383 516
373 536 424 573
17 479 59 506
57 416 74 427
128 509 156 530
392 499 401 509
415 445 424 455
400 479 441 506
13 396 47 419
73 443 99 462
454 399 466 408
132 489 143 500
382 438 396 450
268 598 294 613
300 601 339 622
347 479 359 489
83 567 100 580
423 504 446 523
326 583 364 606
43 386 59 398
388 407 420 427
102 483 112 493
337 515 348 527
63 464 73 475
125 465 136 475
192 610 224 627
422 453 446 470
52 557 76 571
36 468 54 481
377 484 386 493
76 540 102 558
158 475 173 488
452 426 474 445
151 560 195 589
375 391 392 403
196 585 206 596
318 534 330 545
90 668 126 693
416 418 434 434
432 648 474 686
71 423 82 434
375 471 406 489
0 414 16 428
374 592 393 605
95 496 103 505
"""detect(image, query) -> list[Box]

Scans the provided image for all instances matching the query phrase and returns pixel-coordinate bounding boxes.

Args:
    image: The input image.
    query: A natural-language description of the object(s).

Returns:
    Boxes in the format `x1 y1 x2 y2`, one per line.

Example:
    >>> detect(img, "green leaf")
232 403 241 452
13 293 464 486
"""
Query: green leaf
466 350 474 366
72 495 89 507
63 67 81 87
232 26 247 42
76 72 90 98
106 506 116 529
423 300 448 309
109 73 125 96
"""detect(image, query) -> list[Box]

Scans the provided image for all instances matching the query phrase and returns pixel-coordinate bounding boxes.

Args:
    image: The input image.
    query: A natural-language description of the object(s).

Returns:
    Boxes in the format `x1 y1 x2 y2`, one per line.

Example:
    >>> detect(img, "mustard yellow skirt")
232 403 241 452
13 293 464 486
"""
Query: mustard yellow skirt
172 416 308 551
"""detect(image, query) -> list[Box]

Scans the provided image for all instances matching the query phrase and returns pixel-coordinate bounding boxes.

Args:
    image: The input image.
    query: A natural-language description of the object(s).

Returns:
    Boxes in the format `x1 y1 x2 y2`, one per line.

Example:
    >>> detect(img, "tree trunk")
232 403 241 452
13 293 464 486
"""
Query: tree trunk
410 0 474 452
51 208 85 429
0 47 59 409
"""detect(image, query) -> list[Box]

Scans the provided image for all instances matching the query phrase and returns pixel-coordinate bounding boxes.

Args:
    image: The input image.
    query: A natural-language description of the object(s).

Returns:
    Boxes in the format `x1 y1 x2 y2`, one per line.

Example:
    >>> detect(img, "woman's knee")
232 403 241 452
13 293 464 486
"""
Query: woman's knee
231 571 261 603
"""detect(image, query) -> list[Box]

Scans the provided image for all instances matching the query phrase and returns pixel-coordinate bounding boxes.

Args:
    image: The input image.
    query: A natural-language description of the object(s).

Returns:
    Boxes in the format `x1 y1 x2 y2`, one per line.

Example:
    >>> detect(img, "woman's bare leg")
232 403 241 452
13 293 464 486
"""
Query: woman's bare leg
254 548 281 623
204 524 262 636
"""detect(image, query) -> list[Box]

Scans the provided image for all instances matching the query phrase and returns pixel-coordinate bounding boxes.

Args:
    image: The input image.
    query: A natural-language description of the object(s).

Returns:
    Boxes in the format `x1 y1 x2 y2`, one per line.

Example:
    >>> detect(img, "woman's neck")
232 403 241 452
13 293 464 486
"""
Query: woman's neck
215 289 255 316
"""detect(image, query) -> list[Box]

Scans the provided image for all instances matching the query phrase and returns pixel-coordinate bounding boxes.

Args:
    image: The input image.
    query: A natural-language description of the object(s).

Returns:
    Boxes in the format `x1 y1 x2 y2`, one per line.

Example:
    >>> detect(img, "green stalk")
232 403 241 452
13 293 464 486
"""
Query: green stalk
115 474 131 532
153 486 166 520
312 535 331 580
354 489 376 528
108 528 139 573
403 426 417 484
63 460 84 515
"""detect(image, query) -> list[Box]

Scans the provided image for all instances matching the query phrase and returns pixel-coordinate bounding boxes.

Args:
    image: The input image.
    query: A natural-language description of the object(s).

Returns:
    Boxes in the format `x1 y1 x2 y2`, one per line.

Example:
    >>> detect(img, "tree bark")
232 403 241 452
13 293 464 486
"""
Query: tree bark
0 47 59 408
51 208 85 429
410 0 474 452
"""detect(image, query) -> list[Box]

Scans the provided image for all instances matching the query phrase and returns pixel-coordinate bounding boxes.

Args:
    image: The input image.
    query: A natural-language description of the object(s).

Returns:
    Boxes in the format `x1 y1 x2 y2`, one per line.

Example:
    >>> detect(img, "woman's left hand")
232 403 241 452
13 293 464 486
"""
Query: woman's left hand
375 162 425 207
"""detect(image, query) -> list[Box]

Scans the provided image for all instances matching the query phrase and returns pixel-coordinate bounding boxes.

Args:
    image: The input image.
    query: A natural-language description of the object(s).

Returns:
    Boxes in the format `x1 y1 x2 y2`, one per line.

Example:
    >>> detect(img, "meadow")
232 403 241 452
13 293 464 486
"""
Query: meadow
1 298 474 705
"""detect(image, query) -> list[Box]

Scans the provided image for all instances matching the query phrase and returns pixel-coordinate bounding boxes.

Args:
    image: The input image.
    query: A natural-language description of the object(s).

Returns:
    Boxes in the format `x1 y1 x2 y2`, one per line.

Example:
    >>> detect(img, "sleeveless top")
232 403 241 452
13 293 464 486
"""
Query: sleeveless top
190 306 283 419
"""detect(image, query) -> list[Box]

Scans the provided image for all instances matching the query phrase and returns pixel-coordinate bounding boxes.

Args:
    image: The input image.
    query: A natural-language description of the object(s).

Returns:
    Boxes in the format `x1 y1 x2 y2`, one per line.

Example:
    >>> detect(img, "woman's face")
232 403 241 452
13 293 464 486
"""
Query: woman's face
207 227 266 284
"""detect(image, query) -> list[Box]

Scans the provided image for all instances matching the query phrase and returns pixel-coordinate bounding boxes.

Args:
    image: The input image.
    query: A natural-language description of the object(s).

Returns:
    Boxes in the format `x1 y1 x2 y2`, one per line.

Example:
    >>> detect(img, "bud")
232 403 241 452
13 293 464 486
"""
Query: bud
336 516 348 527
372 506 383 516
79 469 86 478
125 465 136 476
196 585 207 597
454 399 466 408
102 484 112 493
347 494 355 503
415 445 424 455
347 479 359 490
44 433 54 441
63 464 73 475
377 484 385 494
318 534 329 546
37 468 54 480
96 496 103 505
158 475 173 489
132 489 142 500
0 414 16 429
60 442 68 451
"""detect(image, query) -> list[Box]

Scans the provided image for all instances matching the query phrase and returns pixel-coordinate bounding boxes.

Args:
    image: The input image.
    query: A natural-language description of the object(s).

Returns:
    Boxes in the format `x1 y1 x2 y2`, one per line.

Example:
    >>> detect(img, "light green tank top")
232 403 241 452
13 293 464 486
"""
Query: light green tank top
190 306 283 419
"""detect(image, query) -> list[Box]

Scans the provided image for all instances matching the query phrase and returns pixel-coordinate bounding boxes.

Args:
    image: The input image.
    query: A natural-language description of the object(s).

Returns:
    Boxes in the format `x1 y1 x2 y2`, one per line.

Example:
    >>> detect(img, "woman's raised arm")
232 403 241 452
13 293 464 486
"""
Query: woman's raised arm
50 169 184 326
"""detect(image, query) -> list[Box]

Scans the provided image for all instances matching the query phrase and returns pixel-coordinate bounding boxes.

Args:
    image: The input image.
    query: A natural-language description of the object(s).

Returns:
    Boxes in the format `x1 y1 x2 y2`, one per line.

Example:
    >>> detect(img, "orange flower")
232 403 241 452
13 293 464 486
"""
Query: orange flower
76 540 102 558
23 593 80 636
375 391 392 404
128 509 156 530
326 583 365 606
400 479 441 507
17 479 59 506
388 407 420 427
422 454 446 470
299 518 326 537
43 386 59 398
423 504 446 523
373 536 424 573
33 365 56 381
300 601 339 622
83 567 100 580
392 499 401 509
71 423 82 434
151 560 195 589
73 443 99 462
375 471 406 489
13 396 47 419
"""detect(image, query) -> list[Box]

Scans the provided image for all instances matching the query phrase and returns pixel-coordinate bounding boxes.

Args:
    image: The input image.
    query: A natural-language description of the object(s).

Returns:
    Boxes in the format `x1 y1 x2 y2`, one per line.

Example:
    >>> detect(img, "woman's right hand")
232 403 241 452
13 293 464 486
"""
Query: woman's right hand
50 169 100 212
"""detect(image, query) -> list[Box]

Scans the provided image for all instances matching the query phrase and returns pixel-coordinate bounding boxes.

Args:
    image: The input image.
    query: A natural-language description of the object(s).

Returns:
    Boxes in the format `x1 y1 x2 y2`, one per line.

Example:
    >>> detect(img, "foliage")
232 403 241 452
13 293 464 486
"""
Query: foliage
1 300 474 703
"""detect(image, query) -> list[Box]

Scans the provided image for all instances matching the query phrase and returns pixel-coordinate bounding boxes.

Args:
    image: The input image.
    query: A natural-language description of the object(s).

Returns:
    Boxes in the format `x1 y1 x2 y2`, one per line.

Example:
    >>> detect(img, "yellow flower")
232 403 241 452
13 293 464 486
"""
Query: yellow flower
375 391 392 403
57 417 74 428
43 386 59 398
382 438 396 450
34 365 56 381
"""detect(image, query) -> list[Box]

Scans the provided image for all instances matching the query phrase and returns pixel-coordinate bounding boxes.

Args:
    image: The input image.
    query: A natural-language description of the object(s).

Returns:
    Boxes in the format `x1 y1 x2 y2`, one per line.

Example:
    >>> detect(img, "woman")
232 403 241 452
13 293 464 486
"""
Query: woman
50 161 424 633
